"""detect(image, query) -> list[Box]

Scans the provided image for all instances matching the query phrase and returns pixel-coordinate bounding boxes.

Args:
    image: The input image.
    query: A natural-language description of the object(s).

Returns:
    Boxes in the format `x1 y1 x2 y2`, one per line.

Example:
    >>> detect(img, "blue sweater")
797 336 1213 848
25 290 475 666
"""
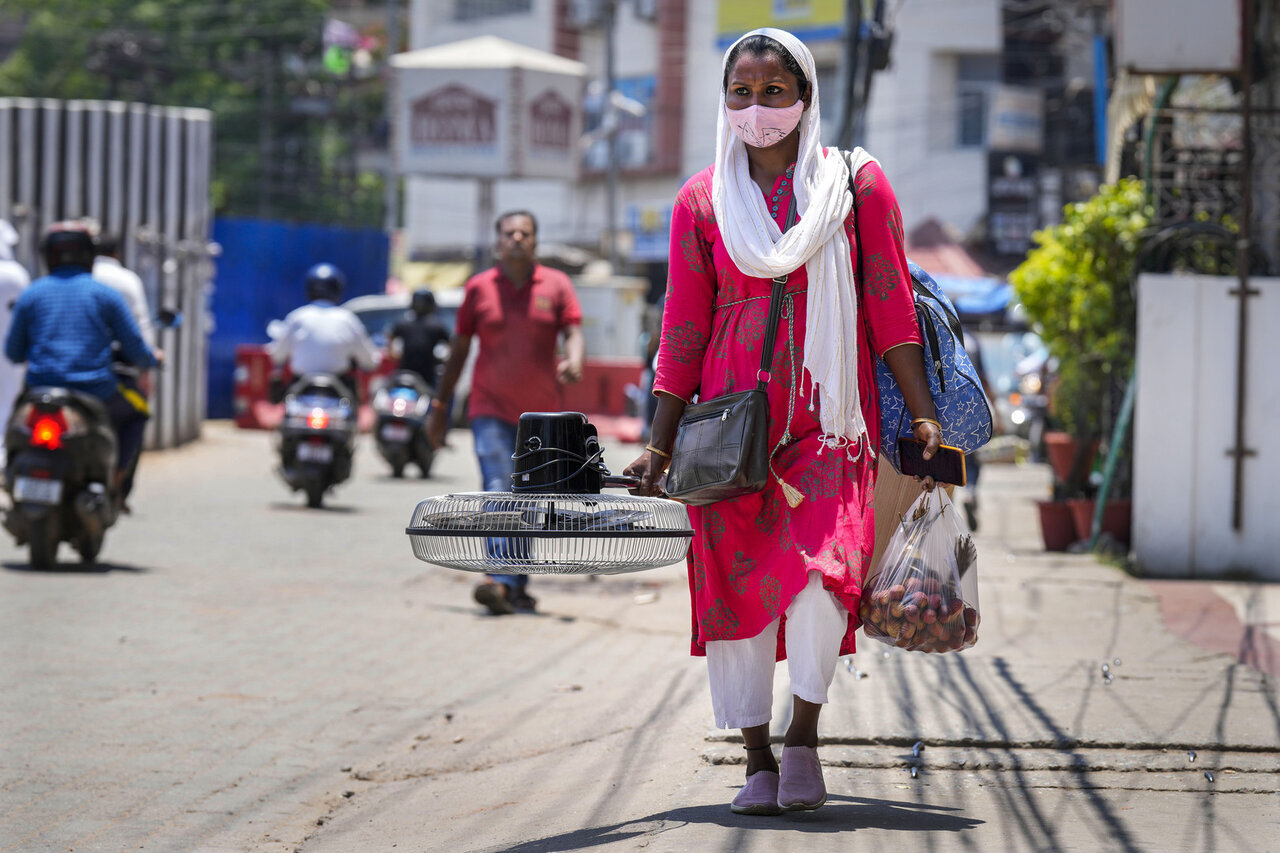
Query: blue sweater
5 267 157 400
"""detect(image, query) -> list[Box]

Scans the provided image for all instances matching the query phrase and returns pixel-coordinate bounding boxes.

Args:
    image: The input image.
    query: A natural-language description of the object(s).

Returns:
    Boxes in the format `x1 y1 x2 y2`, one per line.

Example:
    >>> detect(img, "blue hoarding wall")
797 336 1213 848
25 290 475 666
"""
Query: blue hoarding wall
207 218 389 418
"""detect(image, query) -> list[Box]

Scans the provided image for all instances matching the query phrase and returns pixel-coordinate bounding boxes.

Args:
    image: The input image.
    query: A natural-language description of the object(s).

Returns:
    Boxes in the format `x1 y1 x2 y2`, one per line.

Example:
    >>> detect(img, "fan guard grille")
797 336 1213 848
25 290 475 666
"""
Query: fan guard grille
406 491 693 575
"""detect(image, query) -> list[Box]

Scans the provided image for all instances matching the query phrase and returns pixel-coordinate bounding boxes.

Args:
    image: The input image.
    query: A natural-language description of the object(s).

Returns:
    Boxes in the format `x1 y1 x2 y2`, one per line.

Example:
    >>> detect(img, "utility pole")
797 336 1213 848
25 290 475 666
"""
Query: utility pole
836 0 865 150
384 0 400 235
603 0 620 273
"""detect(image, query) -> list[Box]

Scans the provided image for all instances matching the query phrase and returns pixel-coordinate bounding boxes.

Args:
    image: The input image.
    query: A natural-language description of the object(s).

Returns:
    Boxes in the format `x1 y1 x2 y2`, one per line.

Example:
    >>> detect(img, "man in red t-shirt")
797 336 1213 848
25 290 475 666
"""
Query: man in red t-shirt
428 210 585 615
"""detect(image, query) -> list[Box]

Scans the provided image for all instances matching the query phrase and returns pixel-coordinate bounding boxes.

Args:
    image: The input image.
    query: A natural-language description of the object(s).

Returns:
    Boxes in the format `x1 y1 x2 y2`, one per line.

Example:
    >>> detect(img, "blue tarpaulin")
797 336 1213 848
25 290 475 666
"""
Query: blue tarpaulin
931 274 1013 317
207 218 389 419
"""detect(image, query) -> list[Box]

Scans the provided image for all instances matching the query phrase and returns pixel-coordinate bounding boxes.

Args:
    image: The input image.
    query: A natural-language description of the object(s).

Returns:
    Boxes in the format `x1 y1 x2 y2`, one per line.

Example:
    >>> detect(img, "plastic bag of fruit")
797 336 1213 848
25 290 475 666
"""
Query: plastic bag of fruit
859 488 980 653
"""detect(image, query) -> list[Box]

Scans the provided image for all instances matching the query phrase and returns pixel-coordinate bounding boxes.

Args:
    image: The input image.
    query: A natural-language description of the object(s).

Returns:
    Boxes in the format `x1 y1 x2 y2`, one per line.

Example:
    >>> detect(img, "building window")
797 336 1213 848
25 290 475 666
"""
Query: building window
454 0 533 21
956 54 1000 148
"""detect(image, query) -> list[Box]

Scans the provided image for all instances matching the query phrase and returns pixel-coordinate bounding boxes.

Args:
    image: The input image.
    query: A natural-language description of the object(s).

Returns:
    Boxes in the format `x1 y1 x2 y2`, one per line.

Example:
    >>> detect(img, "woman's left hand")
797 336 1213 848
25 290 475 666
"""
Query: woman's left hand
912 420 942 492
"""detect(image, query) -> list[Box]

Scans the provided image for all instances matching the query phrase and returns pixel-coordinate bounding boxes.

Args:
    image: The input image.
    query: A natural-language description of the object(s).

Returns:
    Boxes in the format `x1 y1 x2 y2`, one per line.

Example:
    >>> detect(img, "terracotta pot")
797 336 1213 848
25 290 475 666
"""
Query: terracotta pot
1043 432 1098 485
1067 498 1132 547
1036 500 1077 552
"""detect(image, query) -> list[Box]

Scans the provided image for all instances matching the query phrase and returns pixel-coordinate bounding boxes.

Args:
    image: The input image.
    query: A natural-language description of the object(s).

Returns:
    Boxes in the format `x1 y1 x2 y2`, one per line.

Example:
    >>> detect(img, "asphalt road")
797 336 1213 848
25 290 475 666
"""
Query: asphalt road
0 423 694 852
2 423 1276 853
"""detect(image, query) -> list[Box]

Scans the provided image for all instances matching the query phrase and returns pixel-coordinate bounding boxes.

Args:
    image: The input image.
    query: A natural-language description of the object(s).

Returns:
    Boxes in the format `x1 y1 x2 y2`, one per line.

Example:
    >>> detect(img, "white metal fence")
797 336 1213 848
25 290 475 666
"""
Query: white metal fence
0 98 215 449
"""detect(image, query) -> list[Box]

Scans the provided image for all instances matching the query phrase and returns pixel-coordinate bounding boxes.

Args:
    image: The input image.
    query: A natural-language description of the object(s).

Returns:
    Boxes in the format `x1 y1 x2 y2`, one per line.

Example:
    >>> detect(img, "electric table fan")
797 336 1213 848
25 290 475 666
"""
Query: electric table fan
406 412 693 575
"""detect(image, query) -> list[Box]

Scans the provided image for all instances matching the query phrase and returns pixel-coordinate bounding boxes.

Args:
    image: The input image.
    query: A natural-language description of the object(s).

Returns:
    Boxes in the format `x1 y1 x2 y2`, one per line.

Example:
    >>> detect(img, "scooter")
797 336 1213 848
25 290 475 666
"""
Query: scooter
3 387 121 568
2 312 179 568
371 370 435 478
276 374 357 508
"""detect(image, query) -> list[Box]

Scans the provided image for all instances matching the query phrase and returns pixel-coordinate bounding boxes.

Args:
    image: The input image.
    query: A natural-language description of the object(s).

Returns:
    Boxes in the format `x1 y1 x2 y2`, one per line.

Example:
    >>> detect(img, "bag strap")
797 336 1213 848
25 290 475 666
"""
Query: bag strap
755 194 799 392
844 149 863 286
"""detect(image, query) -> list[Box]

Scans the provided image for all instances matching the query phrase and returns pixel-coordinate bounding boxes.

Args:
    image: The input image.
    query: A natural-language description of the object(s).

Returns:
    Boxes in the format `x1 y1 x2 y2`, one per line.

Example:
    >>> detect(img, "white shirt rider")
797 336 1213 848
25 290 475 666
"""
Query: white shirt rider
269 299 381 376
92 254 156 349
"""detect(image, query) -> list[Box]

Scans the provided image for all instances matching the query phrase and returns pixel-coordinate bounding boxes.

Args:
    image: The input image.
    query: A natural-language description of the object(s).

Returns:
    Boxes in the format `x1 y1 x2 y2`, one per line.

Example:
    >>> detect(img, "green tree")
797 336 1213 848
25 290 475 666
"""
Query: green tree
1009 178 1151 444
0 0 387 226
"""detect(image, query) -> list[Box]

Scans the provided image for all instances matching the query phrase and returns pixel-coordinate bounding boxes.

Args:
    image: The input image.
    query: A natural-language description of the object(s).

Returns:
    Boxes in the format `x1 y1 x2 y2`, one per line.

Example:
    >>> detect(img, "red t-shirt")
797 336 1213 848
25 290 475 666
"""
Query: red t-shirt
454 263 583 424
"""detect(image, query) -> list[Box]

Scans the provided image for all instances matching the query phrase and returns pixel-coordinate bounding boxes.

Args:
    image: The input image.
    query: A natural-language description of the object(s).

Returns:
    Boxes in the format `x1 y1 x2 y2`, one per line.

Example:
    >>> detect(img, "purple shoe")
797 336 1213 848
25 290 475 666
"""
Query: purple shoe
730 770 782 816
778 746 826 811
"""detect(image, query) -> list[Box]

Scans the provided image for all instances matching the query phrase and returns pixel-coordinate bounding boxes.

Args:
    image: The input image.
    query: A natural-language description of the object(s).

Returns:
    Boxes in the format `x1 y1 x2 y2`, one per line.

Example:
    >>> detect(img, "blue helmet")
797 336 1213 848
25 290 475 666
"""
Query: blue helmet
305 263 346 302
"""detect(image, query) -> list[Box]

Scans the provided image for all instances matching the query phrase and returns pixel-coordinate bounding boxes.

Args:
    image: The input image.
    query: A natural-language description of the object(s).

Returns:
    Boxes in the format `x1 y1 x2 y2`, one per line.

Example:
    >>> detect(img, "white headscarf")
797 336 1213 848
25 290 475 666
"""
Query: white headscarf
712 27 878 453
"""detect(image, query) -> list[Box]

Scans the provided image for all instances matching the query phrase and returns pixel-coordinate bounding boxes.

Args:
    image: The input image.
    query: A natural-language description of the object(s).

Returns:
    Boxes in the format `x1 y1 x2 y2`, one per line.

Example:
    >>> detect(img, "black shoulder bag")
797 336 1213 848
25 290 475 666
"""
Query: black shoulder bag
664 199 797 506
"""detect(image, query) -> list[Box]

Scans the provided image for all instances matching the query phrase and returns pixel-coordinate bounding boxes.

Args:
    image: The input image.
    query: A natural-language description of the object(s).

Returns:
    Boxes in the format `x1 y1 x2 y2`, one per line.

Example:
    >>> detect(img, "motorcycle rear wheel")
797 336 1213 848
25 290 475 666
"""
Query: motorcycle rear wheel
28 515 61 570
305 483 325 509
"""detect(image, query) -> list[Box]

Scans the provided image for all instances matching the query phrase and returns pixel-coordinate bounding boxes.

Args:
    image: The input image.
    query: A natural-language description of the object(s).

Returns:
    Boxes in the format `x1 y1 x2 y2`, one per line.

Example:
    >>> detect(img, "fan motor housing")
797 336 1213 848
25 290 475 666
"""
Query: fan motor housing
511 412 602 494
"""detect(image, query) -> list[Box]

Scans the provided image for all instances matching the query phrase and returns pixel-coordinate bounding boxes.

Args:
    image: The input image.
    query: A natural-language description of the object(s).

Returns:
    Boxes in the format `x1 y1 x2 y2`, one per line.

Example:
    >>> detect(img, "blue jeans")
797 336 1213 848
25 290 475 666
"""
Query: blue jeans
472 417 527 592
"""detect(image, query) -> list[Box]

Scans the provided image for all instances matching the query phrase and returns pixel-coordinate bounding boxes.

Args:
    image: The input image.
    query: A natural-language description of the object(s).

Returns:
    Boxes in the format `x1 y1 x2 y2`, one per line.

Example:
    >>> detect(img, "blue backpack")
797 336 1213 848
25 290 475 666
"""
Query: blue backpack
843 151 993 470
873 262 994 470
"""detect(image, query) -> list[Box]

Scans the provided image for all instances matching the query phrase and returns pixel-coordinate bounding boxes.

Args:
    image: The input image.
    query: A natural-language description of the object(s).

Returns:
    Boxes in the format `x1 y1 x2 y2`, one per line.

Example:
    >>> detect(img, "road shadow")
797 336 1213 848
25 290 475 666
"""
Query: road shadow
494 795 982 851
417 599 578 624
2 559 151 575
267 501 361 515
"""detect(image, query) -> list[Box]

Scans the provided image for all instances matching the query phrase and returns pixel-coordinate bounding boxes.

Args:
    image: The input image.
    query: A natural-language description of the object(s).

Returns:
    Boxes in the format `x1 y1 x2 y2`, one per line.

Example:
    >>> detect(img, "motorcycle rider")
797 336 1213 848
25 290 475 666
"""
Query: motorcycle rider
91 230 156 513
0 219 31 469
3 221 159 499
267 263 381 399
387 289 450 389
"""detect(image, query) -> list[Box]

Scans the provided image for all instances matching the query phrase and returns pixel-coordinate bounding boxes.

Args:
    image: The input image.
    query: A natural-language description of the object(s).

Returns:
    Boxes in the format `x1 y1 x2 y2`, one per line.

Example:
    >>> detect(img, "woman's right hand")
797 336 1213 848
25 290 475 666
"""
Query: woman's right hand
623 450 667 497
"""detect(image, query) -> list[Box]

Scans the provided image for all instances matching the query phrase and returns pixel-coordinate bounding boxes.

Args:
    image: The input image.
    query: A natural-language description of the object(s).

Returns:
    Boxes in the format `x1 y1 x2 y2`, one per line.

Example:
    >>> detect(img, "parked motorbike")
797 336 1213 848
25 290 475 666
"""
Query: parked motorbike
372 370 435 478
276 374 357 508
2 388 119 567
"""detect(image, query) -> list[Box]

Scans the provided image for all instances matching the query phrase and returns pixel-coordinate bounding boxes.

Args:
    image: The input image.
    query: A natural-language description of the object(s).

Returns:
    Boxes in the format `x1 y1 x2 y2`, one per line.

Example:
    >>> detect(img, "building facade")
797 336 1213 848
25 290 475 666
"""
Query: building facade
402 0 1013 275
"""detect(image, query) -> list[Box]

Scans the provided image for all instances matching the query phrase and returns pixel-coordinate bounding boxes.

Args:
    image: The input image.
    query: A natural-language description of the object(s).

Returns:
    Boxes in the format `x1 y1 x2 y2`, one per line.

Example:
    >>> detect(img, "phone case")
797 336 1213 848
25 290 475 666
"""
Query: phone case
897 437 967 486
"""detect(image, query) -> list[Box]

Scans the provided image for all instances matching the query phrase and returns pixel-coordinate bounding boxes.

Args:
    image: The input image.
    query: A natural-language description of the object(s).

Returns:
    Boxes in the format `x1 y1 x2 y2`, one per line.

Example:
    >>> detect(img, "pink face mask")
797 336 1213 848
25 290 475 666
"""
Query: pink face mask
725 102 805 148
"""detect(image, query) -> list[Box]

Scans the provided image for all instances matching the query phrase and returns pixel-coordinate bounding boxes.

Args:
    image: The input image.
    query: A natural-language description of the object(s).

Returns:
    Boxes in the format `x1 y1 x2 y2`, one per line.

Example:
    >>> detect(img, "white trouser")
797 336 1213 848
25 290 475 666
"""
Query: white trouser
705 570 848 730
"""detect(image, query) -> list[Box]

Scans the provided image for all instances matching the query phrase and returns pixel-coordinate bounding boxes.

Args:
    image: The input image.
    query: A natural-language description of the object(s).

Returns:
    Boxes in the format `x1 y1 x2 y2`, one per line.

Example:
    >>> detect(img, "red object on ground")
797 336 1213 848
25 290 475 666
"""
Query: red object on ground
1044 432 1098 484
561 356 644 417
1066 498 1132 547
1036 499 1076 551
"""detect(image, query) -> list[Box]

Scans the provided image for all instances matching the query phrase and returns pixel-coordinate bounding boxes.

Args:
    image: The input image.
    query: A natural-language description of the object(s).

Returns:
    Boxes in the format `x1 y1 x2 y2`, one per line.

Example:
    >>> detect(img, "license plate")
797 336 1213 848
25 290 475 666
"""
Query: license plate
297 442 333 463
14 476 63 505
380 423 412 442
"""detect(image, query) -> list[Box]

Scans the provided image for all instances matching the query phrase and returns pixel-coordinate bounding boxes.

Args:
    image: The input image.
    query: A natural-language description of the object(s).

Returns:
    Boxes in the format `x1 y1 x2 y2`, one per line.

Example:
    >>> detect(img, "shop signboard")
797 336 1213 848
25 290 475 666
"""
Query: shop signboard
987 151 1040 257
392 36 586 180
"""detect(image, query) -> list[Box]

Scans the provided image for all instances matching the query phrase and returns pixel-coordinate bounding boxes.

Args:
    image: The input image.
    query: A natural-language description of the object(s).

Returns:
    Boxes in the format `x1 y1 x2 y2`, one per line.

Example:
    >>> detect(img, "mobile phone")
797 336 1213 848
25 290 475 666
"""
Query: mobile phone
897 437 967 487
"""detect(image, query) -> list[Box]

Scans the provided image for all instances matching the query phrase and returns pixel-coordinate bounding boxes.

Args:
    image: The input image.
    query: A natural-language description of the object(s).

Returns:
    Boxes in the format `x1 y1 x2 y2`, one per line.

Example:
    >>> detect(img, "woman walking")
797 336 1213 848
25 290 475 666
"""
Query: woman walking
625 28 941 815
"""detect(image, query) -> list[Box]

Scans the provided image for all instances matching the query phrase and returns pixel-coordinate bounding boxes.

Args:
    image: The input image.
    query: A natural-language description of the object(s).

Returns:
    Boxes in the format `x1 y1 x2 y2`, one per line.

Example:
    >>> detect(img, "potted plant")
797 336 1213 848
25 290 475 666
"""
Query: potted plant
1009 179 1151 549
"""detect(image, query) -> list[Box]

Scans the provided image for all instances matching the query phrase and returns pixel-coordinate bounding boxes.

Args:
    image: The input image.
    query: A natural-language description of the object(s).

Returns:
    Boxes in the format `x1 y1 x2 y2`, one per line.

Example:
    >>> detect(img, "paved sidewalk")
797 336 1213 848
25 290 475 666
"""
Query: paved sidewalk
301 449 1279 853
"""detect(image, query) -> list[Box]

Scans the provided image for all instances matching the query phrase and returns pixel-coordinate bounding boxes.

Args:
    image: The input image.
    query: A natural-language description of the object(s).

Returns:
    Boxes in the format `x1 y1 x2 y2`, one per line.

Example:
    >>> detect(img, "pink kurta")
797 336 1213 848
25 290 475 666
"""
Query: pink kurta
654 154 920 660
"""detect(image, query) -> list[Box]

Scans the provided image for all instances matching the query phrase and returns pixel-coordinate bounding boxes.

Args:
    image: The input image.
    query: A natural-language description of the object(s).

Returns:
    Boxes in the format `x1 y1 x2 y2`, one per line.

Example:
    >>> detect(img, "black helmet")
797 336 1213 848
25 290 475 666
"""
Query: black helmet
410 289 437 316
305 263 346 302
40 221 96 272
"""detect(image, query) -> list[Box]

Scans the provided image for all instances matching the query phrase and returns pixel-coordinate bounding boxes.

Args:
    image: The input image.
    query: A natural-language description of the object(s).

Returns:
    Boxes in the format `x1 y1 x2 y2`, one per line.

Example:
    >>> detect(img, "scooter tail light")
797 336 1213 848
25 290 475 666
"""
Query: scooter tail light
28 410 68 449
307 408 330 430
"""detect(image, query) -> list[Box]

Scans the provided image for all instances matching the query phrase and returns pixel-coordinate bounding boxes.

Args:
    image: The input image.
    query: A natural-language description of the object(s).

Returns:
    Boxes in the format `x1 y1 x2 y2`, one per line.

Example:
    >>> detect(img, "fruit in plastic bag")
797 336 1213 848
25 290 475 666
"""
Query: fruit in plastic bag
859 488 981 653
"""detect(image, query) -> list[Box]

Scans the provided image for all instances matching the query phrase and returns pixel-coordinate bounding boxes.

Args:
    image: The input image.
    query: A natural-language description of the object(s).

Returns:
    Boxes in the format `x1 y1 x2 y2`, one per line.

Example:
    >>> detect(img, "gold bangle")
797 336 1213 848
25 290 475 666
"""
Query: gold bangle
911 417 941 430
645 444 672 459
